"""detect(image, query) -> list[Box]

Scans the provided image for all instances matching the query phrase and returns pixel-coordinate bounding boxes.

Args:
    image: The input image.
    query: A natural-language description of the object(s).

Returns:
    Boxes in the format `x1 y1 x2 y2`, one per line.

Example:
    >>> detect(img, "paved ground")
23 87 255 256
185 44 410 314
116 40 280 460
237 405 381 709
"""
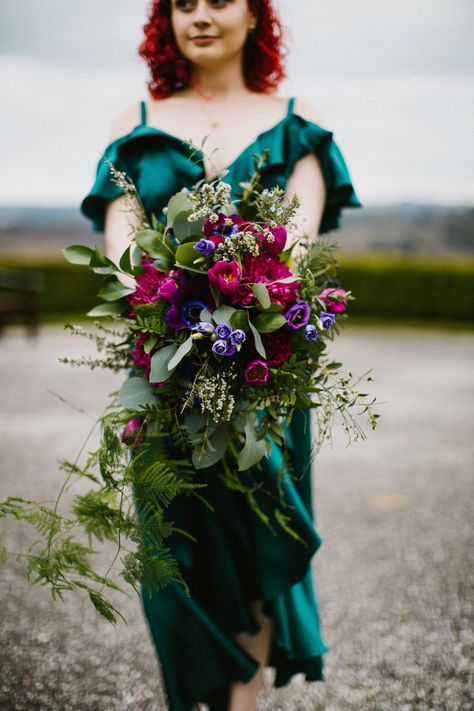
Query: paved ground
0 323 473 711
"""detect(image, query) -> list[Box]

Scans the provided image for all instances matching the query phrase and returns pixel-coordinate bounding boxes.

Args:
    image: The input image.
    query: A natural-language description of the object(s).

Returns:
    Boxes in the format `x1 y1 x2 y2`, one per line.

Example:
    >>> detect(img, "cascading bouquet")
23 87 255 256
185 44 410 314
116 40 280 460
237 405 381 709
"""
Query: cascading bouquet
0 150 377 623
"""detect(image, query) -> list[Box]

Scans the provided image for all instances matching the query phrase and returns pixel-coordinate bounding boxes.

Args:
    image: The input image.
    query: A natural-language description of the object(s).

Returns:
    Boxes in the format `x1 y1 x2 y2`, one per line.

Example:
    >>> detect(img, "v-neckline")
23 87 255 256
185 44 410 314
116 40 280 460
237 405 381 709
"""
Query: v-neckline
124 97 295 181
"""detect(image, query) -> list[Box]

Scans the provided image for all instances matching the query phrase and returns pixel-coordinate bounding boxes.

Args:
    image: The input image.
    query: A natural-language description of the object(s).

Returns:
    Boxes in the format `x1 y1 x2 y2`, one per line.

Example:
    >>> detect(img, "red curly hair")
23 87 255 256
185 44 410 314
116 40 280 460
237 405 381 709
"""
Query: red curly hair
138 0 288 98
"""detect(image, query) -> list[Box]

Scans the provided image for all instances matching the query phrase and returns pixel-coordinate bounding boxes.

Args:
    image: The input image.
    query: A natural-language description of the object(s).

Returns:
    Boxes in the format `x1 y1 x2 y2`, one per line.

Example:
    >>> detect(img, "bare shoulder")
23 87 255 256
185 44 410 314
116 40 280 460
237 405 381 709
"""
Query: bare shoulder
106 101 142 145
292 97 327 128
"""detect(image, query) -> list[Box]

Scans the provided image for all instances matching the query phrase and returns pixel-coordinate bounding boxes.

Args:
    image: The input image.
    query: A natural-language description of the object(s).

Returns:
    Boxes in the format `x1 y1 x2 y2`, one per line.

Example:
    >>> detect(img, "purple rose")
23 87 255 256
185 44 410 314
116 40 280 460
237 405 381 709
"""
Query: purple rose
212 338 237 357
215 322 233 340
244 359 270 385
211 339 228 356
304 324 319 341
230 329 246 345
194 239 215 256
320 312 336 329
284 300 311 330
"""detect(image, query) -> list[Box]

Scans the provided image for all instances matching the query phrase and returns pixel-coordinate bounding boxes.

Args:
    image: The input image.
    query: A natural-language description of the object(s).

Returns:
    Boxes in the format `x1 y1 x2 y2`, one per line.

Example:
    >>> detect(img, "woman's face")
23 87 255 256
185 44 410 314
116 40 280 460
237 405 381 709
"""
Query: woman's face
170 0 257 69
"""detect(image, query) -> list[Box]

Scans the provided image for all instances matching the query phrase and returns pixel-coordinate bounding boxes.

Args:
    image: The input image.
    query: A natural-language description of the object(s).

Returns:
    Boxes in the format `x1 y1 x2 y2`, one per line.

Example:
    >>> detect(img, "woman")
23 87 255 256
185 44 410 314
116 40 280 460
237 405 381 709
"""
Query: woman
80 1 362 709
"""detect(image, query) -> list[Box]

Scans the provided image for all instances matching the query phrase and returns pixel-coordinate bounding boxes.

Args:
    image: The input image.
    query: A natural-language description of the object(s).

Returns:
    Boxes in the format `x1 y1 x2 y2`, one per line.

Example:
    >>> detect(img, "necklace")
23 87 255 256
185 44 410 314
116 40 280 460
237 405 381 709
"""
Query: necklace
192 84 246 129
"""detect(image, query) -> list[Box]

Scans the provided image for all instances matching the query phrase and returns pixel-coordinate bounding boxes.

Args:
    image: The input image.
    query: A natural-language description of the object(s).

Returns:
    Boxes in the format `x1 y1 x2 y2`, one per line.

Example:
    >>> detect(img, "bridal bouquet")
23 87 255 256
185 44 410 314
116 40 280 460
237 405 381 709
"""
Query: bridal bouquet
0 150 377 623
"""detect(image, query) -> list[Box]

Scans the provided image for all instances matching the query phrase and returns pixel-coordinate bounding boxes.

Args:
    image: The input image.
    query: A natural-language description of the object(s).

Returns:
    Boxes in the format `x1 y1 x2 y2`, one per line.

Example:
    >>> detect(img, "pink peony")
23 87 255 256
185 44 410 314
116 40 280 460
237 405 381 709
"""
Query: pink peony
208 260 241 294
319 287 348 314
128 261 170 308
244 359 270 385
231 253 300 307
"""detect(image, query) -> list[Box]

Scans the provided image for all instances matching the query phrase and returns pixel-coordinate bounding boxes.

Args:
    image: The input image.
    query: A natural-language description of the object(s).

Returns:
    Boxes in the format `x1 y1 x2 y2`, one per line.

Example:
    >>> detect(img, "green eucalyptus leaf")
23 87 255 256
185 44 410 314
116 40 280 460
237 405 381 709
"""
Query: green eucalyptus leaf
192 424 228 469
175 242 203 267
229 310 248 331
175 262 208 275
247 315 266 358
280 241 300 265
152 255 174 271
237 420 267 471
91 266 116 276
253 312 287 333
149 345 178 383
63 245 93 265
212 305 236 324
143 335 159 355
131 245 143 267
98 279 135 302
134 231 173 267
275 275 300 284
119 377 157 410
199 307 213 323
251 283 271 309
90 248 116 269
86 302 125 317
166 192 194 228
119 246 133 274
167 335 193 370
173 210 205 242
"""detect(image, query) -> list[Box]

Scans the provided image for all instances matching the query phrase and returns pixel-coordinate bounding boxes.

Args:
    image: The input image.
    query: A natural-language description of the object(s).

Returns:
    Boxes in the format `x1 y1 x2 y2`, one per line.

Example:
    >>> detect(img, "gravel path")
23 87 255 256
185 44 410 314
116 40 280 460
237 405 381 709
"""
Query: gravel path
0 324 473 710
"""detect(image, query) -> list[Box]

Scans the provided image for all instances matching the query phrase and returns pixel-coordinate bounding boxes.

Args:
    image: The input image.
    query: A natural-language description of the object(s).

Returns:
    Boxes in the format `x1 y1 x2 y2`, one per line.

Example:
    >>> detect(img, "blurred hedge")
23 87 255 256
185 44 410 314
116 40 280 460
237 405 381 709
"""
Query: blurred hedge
0 252 473 323
338 254 474 322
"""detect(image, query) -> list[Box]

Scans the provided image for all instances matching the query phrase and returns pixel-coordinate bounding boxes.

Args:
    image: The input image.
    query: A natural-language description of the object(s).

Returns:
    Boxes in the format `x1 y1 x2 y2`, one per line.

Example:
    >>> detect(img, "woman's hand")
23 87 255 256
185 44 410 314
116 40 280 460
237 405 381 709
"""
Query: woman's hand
104 195 139 289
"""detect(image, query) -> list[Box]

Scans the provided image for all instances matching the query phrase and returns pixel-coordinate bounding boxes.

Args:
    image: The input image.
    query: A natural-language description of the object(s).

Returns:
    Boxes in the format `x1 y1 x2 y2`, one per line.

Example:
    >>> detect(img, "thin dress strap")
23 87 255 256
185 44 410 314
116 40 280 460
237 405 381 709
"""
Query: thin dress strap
139 99 147 126
286 96 295 118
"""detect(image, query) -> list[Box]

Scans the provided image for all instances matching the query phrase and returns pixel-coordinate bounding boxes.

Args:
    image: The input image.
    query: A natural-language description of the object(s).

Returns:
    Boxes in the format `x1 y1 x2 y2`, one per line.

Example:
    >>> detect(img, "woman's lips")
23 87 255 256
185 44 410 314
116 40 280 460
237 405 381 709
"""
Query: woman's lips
191 36 218 44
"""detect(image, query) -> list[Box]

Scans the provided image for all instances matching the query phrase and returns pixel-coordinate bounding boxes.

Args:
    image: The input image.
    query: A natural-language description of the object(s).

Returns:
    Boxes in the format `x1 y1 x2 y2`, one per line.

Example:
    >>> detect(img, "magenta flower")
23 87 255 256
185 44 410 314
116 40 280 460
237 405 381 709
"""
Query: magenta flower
131 332 152 378
231 253 301 307
261 328 293 365
319 287 348 314
120 418 145 447
157 278 178 301
259 224 287 256
127 262 169 308
208 260 241 294
244 359 270 386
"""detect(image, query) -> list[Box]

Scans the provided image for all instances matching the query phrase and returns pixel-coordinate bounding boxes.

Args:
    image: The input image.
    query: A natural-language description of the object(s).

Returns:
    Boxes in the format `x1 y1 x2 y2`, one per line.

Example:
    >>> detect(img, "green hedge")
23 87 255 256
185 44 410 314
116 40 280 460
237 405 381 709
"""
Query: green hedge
338 254 474 322
0 252 473 323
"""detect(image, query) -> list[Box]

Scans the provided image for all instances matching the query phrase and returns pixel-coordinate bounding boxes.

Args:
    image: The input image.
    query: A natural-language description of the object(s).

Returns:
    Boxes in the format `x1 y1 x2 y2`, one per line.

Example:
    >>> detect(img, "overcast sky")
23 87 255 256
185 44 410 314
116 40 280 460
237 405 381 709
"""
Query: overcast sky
1 0 473 207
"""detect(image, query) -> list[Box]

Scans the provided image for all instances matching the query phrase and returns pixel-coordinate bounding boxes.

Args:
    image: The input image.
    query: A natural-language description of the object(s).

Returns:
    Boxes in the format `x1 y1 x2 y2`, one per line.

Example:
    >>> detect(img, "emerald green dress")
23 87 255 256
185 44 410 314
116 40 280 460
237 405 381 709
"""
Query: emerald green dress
80 96 362 711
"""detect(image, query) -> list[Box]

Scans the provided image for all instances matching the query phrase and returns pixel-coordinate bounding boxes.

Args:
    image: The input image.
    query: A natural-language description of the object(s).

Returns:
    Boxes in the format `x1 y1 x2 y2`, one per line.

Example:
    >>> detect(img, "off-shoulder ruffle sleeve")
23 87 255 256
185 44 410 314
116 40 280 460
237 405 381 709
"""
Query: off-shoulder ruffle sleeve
80 140 133 233
286 116 363 235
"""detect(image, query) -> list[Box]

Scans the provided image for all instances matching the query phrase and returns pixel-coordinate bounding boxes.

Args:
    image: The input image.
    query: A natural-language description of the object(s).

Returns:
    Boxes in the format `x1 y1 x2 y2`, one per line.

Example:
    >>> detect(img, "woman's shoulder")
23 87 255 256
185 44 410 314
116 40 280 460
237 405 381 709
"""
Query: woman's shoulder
292 96 328 129
106 100 143 146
